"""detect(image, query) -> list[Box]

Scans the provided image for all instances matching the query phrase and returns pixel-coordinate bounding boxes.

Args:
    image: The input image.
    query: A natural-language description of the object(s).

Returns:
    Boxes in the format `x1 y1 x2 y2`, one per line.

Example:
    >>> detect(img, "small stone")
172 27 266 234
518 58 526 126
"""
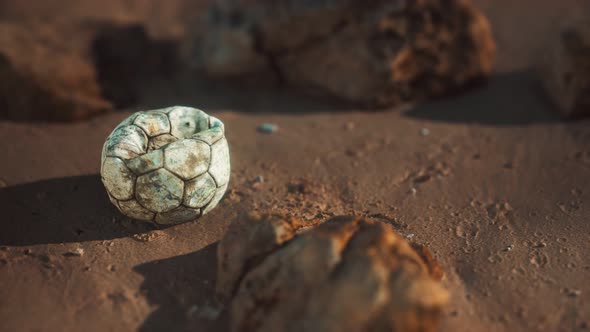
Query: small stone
533 242 547 248
405 233 415 239
566 288 582 298
254 175 264 183
64 248 84 257
257 123 278 134
420 128 430 136
409 187 417 196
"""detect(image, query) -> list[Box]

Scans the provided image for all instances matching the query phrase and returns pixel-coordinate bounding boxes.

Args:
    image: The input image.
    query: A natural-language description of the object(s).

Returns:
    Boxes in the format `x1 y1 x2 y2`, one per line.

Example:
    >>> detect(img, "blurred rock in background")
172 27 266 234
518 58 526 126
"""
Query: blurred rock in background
0 21 112 121
538 20 590 118
196 0 496 108
0 0 205 122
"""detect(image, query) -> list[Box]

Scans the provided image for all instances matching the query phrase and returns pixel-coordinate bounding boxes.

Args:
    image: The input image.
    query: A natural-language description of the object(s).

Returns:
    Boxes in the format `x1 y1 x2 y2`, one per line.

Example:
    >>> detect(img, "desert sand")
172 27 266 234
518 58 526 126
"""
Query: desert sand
0 1 589 332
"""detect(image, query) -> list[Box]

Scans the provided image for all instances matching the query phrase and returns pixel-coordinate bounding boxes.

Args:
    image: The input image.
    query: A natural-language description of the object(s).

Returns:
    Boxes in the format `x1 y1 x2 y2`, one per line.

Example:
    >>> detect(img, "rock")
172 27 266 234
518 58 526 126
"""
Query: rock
197 0 495 107
0 19 180 122
539 20 590 118
217 214 449 332
0 21 112 121
216 212 313 300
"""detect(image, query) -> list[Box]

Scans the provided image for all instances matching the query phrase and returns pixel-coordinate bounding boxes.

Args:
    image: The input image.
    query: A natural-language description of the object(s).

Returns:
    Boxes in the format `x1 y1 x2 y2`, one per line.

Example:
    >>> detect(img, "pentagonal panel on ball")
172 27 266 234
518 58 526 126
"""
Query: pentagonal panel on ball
164 139 211 180
183 172 217 208
136 168 184 213
101 157 136 200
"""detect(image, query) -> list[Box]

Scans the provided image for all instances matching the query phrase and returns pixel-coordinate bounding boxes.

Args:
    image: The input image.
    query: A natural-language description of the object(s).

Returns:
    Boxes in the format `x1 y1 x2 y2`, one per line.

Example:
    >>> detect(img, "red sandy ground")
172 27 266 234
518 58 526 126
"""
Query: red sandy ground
0 1 589 332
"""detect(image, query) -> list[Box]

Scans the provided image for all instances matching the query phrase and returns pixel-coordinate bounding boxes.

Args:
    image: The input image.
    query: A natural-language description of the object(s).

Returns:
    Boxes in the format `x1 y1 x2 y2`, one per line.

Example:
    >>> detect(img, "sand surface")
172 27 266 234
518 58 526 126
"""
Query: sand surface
1 1 590 331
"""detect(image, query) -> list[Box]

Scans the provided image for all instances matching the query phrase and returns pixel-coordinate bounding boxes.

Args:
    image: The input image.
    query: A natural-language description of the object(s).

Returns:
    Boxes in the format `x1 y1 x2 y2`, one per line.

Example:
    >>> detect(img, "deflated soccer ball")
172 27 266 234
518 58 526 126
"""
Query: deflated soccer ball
100 106 230 224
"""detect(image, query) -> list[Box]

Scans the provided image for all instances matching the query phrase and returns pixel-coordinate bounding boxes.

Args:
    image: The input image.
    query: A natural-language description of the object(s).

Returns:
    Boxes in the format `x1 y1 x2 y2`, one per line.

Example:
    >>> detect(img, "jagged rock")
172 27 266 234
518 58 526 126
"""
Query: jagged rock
217 214 449 332
198 0 495 107
539 20 590 118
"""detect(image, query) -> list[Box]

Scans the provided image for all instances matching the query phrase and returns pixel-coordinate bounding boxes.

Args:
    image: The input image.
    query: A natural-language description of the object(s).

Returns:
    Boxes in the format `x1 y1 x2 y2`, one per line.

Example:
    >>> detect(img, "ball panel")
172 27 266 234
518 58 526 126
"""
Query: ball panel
202 182 228 215
147 134 177 152
126 149 164 175
113 112 140 131
209 115 225 133
107 192 120 209
191 126 223 145
155 206 201 225
136 168 184 213
101 157 136 200
134 112 171 137
155 106 177 114
209 138 230 186
164 139 211 180
183 173 217 208
168 107 209 139
118 199 156 221
104 125 148 160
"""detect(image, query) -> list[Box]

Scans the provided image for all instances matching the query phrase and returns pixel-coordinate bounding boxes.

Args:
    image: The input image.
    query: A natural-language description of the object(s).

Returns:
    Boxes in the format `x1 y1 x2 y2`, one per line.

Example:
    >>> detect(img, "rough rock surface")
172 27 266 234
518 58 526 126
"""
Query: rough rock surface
0 20 180 122
217 214 449 332
199 0 495 107
0 21 113 121
539 20 590 118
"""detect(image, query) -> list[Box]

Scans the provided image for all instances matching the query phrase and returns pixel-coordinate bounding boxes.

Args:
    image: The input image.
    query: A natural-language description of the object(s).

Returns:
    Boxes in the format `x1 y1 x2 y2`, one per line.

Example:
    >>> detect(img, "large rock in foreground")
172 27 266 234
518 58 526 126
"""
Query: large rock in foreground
539 20 590 118
217 214 449 332
198 0 495 107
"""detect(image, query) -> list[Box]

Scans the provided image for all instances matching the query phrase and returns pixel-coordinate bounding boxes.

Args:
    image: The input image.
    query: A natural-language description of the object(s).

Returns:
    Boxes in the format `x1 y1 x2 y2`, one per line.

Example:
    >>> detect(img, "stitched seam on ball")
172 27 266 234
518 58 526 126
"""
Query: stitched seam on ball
131 124 149 154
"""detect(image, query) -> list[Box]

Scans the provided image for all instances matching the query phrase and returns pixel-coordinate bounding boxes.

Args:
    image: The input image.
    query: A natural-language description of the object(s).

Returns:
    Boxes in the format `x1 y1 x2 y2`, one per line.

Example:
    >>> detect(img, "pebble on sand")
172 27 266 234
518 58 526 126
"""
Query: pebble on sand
64 248 84 257
257 123 279 134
